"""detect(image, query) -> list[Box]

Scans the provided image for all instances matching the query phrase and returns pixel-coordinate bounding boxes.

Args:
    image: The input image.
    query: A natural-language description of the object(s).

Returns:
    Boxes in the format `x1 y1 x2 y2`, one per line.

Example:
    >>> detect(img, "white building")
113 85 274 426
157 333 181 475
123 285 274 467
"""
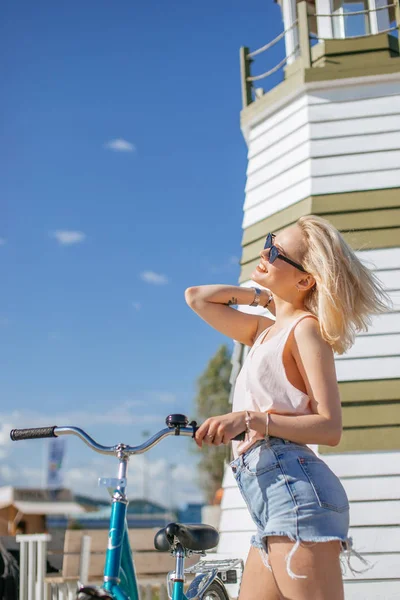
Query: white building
215 1 400 598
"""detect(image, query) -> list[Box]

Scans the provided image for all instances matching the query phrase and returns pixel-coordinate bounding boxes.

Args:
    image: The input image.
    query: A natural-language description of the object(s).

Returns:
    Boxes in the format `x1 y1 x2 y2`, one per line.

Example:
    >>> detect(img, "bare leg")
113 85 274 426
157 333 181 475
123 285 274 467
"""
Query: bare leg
238 546 282 600
267 536 344 600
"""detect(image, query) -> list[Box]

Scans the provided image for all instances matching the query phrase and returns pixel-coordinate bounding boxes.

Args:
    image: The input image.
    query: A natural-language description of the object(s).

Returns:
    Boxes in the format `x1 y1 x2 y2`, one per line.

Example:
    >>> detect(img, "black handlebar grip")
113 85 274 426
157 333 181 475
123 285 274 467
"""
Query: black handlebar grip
10 426 58 441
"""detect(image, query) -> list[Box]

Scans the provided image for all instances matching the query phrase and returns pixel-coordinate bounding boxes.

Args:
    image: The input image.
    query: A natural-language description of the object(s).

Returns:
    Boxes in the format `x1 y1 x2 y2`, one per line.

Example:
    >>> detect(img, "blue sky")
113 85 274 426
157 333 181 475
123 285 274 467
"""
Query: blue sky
0 1 285 506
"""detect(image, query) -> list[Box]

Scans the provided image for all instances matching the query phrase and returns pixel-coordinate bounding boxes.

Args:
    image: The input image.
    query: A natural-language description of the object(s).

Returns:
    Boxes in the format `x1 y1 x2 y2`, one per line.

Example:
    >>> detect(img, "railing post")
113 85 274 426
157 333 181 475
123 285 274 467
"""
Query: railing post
297 1 312 68
79 535 92 585
240 47 252 108
159 584 168 600
16 534 51 600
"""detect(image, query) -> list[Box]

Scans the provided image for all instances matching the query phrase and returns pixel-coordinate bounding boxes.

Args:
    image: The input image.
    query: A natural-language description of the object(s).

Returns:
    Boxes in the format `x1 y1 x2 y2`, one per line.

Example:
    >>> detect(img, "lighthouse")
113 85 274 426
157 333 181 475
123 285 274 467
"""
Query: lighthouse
216 1 400 597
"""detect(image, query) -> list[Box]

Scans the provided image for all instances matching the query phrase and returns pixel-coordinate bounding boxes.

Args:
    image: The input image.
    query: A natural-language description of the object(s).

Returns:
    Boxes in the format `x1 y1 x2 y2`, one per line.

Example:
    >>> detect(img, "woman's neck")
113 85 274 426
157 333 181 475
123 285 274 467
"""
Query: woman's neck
272 295 307 324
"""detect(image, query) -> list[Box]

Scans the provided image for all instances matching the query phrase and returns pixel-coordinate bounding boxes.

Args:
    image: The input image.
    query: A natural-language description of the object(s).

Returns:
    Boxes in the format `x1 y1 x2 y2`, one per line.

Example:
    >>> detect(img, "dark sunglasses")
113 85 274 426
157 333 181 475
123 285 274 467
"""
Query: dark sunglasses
264 233 307 272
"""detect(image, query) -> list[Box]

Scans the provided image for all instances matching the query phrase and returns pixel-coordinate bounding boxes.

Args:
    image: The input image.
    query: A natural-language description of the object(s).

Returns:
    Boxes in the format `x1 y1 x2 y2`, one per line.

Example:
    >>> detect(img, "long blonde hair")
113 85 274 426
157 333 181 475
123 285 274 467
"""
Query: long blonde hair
297 215 392 355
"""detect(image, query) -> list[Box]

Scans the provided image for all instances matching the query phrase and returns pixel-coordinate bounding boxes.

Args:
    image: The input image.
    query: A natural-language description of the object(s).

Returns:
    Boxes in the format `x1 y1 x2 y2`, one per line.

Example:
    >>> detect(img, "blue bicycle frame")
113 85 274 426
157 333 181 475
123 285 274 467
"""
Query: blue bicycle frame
101 449 191 599
10 419 233 600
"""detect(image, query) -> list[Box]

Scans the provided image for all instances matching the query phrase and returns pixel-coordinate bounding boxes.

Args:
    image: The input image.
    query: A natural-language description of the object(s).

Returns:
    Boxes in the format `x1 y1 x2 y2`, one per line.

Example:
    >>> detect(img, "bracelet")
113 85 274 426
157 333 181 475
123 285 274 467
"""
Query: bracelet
249 287 261 307
245 410 251 439
265 413 270 438
263 294 273 309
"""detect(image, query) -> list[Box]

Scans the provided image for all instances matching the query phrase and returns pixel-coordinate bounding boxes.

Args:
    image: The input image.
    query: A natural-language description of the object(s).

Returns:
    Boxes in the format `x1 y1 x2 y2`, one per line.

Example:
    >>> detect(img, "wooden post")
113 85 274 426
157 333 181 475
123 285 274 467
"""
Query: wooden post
79 535 91 585
159 584 168 600
239 47 252 108
297 1 312 68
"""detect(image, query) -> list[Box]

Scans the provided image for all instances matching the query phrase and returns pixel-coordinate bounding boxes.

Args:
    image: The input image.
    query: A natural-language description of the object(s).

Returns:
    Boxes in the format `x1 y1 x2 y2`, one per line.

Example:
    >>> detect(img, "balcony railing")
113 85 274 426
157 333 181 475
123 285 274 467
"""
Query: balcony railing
240 0 400 108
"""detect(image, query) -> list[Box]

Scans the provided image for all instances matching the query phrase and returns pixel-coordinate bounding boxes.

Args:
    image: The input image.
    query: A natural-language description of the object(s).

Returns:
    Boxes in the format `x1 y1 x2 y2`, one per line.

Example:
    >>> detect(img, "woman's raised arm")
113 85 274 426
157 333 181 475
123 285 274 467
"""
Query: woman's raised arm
185 284 275 347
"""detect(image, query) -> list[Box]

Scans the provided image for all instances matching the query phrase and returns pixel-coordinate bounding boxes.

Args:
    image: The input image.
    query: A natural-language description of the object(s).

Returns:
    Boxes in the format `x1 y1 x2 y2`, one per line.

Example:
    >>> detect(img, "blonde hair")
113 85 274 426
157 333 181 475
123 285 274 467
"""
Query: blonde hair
297 215 392 355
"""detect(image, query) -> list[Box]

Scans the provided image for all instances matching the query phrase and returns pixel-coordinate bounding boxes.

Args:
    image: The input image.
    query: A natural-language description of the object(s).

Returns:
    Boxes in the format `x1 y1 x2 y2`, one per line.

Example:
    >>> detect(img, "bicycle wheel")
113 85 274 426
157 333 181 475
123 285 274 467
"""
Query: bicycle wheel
202 579 230 600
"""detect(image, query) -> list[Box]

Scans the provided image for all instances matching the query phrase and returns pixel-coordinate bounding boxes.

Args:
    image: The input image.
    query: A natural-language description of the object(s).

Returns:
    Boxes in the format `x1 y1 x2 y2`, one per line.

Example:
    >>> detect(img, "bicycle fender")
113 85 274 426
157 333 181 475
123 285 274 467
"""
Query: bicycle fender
186 569 217 599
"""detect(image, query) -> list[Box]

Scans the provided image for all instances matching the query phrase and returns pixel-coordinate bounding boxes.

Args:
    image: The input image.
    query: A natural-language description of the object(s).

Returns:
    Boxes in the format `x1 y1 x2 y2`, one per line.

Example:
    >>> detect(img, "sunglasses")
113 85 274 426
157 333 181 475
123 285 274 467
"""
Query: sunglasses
264 233 307 272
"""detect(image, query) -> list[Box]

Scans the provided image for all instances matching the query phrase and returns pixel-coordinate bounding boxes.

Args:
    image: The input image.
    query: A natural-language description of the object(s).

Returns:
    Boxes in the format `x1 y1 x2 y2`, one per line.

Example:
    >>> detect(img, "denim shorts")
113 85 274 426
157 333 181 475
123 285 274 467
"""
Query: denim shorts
230 437 371 580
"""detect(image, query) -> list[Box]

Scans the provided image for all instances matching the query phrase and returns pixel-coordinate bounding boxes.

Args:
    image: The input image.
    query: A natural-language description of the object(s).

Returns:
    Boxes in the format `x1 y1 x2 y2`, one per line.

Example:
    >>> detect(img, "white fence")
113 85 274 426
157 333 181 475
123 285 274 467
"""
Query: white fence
15 533 169 600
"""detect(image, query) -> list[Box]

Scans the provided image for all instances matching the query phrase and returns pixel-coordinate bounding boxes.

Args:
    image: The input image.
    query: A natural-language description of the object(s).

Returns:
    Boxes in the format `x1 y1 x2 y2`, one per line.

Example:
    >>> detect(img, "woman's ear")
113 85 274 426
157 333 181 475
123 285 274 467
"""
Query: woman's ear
296 275 316 292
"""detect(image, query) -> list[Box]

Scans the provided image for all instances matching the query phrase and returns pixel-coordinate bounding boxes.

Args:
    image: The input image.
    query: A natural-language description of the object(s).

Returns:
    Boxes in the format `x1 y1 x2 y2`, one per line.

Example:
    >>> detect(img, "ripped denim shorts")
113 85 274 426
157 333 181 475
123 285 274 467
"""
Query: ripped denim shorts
230 437 371 580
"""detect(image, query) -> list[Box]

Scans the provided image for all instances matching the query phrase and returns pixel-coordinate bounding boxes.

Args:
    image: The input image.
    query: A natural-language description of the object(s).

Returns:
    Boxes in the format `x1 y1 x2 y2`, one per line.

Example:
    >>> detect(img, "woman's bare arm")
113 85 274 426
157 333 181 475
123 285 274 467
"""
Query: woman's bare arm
185 284 275 347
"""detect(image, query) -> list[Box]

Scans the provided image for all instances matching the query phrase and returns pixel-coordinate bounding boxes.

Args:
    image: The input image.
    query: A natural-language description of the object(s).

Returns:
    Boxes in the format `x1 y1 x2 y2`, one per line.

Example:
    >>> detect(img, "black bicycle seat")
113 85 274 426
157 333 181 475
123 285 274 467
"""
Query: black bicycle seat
154 522 219 552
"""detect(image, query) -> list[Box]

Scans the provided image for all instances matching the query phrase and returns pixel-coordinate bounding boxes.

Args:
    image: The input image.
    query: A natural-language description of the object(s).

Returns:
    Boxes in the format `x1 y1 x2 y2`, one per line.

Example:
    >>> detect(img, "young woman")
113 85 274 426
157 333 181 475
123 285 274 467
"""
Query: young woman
185 215 390 600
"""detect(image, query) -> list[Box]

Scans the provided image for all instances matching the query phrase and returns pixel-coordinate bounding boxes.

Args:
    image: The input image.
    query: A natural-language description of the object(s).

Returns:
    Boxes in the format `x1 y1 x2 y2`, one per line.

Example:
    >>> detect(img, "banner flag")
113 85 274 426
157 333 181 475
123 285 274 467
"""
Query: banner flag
47 437 66 489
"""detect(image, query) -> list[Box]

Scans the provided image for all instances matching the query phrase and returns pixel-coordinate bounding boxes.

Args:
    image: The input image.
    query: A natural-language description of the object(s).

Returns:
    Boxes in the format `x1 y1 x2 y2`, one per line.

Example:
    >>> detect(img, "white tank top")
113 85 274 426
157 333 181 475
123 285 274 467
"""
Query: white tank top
231 313 317 458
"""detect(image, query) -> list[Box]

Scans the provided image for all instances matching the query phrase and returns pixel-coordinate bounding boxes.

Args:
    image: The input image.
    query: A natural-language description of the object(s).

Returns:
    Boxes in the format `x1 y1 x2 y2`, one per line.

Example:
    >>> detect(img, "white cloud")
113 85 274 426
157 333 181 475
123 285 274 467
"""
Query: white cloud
140 271 169 285
51 230 86 246
0 238 6 246
132 302 141 311
104 138 136 153
0 423 12 447
0 404 163 429
148 392 177 404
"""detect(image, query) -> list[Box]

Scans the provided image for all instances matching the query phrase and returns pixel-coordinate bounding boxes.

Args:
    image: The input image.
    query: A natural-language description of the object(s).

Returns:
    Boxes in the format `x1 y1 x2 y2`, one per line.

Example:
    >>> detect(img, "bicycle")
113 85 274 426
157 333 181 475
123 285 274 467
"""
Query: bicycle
10 414 245 600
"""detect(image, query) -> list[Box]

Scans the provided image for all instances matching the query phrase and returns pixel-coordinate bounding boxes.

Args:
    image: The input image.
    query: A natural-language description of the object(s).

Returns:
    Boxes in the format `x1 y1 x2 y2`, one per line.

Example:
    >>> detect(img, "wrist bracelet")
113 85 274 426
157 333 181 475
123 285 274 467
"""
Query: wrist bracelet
249 287 261 307
245 410 251 439
263 294 273 309
265 413 270 438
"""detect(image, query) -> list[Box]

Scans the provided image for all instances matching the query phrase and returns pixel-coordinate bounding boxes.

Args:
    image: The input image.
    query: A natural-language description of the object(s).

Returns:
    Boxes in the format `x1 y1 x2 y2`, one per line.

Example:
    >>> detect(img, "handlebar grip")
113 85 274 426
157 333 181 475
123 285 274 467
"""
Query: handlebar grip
10 426 58 441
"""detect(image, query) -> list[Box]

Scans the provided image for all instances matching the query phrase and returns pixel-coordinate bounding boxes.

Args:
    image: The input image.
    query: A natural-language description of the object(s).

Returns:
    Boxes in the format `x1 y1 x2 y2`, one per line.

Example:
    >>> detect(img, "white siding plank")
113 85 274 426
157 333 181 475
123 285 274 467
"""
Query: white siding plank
311 150 400 177
357 248 400 271
336 333 400 360
350 501 400 526
359 312 400 337
375 270 400 291
344 580 400 600
248 95 308 143
243 178 312 227
248 107 309 158
309 95 400 122
309 81 400 105
310 113 400 138
312 131 400 157
312 168 400 195
335 356 400 381
248 125 309 175
246 144 310 193
322 452 400 477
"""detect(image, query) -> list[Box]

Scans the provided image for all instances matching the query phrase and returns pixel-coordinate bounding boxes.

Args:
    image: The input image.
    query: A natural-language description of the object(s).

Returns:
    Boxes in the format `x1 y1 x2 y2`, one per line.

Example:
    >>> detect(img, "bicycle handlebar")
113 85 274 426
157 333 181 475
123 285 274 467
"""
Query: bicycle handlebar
10 421 246 456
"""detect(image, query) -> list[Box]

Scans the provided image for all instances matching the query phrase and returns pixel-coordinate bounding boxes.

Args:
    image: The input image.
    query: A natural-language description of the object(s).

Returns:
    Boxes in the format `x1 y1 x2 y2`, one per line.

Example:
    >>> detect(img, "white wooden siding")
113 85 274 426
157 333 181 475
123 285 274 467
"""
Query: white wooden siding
310 114 400 138
335 356 400 380
242 81 400 228
358 247 400 271
248 95 308 143
245 143 310 193
217 451 400 587
248 124 309 175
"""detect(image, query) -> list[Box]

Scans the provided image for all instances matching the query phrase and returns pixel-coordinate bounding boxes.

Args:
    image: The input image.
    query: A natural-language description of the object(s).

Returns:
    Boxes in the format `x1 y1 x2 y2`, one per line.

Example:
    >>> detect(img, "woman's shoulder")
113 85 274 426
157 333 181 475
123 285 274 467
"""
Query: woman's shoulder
293 313 331 347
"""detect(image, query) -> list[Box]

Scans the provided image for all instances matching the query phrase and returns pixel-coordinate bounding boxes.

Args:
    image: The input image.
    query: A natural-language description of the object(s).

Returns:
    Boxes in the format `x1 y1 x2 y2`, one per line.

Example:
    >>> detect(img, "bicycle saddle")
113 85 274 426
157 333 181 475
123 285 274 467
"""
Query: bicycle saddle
154 522 219 552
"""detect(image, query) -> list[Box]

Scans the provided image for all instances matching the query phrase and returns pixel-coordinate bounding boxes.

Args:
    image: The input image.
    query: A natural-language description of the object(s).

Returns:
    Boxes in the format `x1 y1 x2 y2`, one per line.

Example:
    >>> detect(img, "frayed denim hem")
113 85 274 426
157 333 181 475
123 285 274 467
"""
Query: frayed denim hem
250 533 373 581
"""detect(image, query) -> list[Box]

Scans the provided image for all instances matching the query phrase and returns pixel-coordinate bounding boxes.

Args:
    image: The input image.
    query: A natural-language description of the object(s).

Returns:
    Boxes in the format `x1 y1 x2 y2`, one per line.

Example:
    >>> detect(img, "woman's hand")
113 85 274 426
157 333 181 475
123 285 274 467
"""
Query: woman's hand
195 411 246 448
